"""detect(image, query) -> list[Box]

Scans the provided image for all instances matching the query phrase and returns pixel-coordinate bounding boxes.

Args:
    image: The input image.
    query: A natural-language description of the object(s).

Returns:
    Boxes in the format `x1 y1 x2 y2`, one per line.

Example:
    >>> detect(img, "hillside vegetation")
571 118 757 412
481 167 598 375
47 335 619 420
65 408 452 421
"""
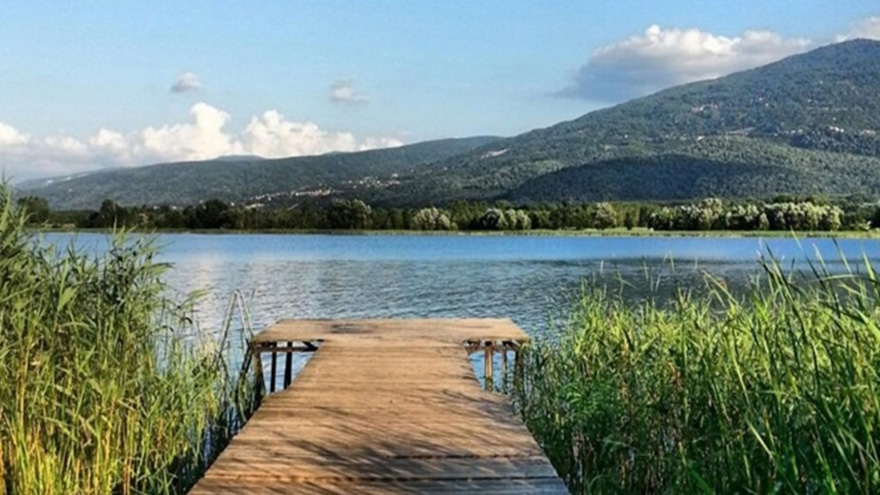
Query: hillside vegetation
20 39 880 209
20 137 498 209
395 39 880 204
503 138 880 203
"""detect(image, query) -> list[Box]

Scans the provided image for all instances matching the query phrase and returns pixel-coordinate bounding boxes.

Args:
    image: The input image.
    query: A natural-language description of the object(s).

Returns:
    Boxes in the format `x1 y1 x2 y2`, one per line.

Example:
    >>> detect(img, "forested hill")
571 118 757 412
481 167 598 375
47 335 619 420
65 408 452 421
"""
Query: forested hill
19 136 499 209
391 39 880 204
21 39 880 209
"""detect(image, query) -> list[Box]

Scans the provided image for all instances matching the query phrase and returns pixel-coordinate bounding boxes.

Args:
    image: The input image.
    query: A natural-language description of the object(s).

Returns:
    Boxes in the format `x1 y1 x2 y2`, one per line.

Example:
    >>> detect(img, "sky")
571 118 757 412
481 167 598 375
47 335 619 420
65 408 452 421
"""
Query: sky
1 1 879 180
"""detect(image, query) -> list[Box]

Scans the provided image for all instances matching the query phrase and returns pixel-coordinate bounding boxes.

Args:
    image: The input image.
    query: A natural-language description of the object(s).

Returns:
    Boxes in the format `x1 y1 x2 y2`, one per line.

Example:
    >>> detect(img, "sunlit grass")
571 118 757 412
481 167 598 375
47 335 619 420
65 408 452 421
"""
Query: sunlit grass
0 187 260 495
517 255 880 494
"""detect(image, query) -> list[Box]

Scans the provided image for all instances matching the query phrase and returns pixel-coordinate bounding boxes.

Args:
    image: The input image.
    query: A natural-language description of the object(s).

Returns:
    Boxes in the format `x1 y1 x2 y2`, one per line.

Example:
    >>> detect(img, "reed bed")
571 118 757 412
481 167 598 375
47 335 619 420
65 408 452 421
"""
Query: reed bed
0 188 261 495
517 258 880 494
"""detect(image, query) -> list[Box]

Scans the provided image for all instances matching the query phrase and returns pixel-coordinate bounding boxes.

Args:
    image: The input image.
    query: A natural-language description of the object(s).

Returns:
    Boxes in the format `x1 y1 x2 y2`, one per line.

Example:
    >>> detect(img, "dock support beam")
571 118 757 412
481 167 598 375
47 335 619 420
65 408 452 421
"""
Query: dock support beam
284 342 294 388
513 348 523 395
269 343 278 392
250 341 266 401
253 341 321 395
501 345 509 392
484 343 495 391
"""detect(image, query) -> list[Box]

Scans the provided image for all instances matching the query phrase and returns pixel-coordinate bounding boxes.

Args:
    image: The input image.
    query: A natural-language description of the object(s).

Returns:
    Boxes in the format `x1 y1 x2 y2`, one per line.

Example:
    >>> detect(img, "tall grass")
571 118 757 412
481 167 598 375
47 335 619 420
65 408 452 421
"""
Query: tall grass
0 188 261 495
517 258 880 494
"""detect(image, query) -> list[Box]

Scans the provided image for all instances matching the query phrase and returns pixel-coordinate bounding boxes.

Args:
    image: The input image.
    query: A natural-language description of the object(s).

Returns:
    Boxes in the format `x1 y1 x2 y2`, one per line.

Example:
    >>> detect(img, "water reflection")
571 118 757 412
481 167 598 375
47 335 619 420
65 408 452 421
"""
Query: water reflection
42 233 880 339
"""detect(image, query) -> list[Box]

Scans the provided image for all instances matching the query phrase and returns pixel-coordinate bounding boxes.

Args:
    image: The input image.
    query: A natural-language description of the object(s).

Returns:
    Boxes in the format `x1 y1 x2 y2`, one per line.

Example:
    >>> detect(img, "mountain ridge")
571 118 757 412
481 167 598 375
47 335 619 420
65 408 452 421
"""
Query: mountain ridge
19 136 499 209
388 38 880 204
20 39 880 209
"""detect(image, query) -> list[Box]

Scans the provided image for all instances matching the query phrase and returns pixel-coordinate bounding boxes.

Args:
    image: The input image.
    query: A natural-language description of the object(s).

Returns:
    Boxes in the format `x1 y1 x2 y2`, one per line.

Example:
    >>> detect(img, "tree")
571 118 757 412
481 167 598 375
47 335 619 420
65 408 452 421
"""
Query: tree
478 208 508 230
327 199 372 230
371 208 391 230
188 199 231 229
17 196 50 224
529 209 552 230
623 208 640 230
592 202 618 229
648 207 675 230
757 212 770 231
388 209 406 230
446 200 480 230
411 207 455 231
97 199 128 228
819 205 843 231
695 198 724 230
507 209 531 230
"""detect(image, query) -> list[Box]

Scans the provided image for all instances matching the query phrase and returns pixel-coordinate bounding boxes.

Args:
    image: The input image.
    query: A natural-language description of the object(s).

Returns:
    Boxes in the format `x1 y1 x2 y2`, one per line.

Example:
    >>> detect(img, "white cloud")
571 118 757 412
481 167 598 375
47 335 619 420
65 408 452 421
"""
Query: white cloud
141 103 240 161
243 110 355 157
0 103 403 180
241 109 401 156
170 71 202 93
559 24 813 101
357 136 406 151
88 129 130 157
839 17 880 41
328 79 369 105
0 123 30 147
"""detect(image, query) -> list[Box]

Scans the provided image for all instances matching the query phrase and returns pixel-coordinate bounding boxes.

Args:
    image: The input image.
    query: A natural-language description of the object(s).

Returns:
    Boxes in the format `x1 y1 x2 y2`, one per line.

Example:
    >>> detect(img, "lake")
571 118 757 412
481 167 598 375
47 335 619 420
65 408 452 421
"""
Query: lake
44 233 880 339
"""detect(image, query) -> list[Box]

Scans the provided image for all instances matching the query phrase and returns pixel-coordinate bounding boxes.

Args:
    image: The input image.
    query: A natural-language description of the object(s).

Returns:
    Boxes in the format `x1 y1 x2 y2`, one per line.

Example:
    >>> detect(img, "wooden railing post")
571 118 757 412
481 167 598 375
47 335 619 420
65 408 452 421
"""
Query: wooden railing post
501 343 509 393
250 341 266 401
269 343 278 393
284 342 294 388
513 347 523 395
484 342 494 391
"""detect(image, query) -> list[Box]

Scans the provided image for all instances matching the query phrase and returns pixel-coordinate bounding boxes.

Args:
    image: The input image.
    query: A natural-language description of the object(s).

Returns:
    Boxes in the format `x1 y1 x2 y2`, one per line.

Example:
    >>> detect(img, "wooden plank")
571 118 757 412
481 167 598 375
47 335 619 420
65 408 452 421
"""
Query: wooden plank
191 478 570 495
221 424 544 458
188 318 567 495
253 318 530 345
203 456 557 481
250 406 521 424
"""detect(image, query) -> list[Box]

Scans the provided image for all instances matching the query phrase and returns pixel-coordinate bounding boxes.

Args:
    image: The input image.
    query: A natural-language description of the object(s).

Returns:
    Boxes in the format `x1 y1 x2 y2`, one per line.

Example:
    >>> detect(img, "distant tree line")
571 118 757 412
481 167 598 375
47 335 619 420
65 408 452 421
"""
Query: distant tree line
17 194 880 233
646 198 847 231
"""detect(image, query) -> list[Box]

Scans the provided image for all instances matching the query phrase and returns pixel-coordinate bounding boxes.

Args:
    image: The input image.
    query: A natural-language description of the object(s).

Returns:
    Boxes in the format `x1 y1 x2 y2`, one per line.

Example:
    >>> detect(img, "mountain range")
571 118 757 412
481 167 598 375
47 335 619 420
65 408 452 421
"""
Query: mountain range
19 39 880 210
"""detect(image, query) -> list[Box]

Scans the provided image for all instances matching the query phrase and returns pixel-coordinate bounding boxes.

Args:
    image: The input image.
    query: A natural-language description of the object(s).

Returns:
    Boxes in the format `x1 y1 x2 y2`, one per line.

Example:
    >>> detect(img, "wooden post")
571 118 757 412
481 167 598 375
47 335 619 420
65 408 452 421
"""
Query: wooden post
269 343 278 393
284 341 294 388
513 348 523 394
484 343 494 391
250 341 266 400
501 344 509 393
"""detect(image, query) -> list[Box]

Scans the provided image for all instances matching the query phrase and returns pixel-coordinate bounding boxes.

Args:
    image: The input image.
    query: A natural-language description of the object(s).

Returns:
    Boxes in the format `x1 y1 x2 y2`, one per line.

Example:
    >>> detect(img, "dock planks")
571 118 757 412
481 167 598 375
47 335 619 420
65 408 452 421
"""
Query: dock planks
189 318 569 495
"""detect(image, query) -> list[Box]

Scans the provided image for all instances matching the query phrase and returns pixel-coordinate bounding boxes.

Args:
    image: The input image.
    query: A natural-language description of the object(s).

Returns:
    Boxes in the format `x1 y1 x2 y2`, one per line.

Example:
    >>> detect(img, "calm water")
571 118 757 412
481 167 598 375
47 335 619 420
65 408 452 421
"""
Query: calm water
43 233 880 339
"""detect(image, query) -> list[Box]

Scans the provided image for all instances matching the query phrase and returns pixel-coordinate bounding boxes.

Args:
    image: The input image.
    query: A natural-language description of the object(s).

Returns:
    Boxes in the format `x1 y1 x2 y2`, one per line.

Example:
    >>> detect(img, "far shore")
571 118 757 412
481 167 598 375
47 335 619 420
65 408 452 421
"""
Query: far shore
35 227 880 239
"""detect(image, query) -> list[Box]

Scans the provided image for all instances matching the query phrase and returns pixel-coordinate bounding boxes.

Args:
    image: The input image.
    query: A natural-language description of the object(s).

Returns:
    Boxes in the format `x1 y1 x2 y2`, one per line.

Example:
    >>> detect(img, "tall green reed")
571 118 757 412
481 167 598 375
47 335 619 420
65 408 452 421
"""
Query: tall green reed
517 257 880 494
0 187 260 495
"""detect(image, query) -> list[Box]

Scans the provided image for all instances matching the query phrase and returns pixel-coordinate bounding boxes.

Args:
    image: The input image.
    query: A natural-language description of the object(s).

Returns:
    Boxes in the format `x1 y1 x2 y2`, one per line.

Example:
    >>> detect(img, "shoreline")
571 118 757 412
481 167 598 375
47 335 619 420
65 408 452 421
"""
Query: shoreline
35 227 880 239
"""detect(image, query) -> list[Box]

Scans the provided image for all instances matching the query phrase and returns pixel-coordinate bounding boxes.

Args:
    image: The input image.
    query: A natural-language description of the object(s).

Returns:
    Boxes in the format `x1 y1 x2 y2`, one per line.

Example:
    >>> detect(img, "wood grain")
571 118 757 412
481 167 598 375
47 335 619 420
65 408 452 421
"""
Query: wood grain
189 319 568 494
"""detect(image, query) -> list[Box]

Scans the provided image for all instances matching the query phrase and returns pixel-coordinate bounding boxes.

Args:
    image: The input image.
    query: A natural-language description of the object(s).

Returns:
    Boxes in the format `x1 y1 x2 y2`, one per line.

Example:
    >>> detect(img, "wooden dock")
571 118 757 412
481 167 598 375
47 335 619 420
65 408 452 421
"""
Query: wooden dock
189 318 570 494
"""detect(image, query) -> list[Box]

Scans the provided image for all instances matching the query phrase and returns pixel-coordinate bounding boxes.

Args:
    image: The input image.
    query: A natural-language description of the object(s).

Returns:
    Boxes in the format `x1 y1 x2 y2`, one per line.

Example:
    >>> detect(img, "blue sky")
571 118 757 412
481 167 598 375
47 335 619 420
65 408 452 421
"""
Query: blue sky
1 1 879 178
